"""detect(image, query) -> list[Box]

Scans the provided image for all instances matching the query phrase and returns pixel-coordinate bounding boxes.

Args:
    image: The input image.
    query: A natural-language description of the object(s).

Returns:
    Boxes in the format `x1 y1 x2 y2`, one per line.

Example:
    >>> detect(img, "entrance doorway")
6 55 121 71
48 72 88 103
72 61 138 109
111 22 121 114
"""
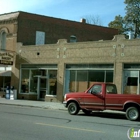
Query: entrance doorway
37 76 48 100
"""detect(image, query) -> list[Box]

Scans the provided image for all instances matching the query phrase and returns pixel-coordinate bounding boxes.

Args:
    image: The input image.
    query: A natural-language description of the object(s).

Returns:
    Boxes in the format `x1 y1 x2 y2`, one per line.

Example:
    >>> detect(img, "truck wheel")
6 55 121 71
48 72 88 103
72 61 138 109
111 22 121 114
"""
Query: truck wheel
68 102 80 115
82 109 92 115
126 107 139 121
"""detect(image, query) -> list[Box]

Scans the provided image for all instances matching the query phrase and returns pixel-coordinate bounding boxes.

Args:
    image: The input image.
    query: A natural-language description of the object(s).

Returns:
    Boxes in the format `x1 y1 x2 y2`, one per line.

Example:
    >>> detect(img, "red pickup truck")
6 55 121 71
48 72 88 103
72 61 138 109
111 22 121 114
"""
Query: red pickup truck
63 82 140 121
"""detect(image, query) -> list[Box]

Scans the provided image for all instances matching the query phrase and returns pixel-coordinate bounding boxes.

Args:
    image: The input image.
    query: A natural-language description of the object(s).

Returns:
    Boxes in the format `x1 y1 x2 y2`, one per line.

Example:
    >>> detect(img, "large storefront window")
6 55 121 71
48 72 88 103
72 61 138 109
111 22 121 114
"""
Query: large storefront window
123 64 140 95
20 64 57 99
21 69 29 93
65 64 114 94
49 70 57 95
0 66 11 92
69 71 88 92
0 76 11 92
88 70 104 82
30 70 40 93
106 71 113 82
77 71 88 92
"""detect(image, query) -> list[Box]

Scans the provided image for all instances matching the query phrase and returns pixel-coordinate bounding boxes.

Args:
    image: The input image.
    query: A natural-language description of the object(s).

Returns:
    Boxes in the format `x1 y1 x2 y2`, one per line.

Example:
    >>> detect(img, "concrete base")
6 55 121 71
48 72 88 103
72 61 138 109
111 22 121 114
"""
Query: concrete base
18 94 37 100
45 95 60 102
17 94 62 102
0 92 5 98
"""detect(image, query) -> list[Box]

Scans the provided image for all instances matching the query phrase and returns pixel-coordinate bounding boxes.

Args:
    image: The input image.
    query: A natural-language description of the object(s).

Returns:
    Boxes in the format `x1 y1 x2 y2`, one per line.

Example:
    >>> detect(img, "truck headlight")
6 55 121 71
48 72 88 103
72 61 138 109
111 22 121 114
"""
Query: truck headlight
64 94 66 100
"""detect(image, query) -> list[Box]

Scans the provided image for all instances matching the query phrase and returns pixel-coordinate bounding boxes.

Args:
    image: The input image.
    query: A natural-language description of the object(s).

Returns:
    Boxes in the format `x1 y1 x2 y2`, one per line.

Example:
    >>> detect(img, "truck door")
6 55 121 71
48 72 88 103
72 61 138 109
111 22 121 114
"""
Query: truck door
84 84 105 110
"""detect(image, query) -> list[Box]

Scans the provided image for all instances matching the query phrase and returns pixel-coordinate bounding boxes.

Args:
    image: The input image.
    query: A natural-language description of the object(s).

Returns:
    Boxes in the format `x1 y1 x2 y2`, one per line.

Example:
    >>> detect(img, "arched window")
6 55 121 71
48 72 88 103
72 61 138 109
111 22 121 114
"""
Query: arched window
0 31 6 50
70 35 77 43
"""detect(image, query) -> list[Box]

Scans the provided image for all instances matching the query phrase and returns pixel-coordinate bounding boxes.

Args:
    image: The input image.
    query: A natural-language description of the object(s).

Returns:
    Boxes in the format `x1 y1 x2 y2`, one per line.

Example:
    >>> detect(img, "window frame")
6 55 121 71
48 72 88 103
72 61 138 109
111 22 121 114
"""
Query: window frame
20 66 57 95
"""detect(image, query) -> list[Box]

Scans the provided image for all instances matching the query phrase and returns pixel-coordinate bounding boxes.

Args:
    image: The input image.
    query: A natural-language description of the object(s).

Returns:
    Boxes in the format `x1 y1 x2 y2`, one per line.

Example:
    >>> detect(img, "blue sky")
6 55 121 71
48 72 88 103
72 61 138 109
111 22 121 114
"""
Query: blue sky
0 0 126 27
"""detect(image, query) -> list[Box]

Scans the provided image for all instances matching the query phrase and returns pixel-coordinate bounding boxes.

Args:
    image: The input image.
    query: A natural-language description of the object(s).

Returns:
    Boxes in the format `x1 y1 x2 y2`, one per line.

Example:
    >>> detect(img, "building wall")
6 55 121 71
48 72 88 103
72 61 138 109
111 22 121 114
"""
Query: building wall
14 35 140 102
0 11 118 98
0 21 17 52
17 12 118 45
0 20 17 97
0 11 118 48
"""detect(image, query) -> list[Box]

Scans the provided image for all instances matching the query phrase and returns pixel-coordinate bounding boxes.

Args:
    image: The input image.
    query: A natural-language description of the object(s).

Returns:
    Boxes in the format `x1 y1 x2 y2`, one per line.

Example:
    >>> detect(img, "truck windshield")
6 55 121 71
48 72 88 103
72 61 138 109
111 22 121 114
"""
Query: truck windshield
106 84 117 94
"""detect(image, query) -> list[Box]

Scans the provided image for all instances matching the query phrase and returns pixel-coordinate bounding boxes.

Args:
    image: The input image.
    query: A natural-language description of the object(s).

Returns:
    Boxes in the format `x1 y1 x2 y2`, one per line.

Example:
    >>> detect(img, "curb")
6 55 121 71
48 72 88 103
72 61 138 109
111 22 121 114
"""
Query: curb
0 102 67 110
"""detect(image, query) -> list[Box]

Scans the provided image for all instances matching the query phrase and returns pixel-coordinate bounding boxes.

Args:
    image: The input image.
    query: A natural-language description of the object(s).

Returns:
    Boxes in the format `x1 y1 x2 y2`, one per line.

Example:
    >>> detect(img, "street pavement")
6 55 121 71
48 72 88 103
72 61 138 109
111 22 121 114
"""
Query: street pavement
0 97 125 115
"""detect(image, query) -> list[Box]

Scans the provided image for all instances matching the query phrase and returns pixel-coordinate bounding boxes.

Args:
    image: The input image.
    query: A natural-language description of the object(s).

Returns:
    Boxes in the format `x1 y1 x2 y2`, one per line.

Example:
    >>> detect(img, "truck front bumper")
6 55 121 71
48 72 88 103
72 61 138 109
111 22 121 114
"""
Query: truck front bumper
63 101 67 108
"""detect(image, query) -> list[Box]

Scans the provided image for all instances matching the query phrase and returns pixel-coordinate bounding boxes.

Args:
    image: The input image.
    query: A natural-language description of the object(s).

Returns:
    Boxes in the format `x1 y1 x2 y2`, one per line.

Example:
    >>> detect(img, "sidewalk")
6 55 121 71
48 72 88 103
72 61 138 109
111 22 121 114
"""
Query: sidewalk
0 98 66 110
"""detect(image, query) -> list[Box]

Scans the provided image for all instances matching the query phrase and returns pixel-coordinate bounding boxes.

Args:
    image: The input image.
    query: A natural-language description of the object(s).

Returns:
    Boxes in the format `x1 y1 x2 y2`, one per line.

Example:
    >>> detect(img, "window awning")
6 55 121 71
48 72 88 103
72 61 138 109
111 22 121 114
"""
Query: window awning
0 71 11 77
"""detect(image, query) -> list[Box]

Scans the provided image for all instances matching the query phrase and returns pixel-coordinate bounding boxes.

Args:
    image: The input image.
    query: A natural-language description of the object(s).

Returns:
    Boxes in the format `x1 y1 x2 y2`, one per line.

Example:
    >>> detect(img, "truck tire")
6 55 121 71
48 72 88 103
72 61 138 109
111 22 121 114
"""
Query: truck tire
126 107 139 121
68 102 80 115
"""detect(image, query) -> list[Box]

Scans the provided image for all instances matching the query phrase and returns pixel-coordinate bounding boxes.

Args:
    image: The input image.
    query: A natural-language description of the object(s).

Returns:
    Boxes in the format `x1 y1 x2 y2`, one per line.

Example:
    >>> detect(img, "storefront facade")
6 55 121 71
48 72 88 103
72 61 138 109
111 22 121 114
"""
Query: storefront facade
0 51 14 97
12 35 140 102
0 11 118 100
0 65 11 97
19 64 57 100
64 64 114 93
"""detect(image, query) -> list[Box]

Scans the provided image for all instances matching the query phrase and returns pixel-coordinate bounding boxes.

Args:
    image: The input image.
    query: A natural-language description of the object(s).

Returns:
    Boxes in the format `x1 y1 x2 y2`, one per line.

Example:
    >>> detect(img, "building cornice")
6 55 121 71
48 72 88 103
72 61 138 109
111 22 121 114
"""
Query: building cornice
0 18 18 25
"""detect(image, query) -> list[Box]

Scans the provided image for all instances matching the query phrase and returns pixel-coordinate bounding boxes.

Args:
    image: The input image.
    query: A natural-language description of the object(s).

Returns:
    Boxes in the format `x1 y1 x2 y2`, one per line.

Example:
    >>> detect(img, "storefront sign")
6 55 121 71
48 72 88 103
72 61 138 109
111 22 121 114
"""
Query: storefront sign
0 52 14 65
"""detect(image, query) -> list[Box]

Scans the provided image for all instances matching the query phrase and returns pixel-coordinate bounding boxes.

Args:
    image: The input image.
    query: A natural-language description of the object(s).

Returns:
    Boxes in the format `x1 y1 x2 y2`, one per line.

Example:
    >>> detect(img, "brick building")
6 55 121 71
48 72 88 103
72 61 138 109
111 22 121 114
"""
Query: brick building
1 11 140 102
0 11 118 45
0 11 118 98
13 35 140 102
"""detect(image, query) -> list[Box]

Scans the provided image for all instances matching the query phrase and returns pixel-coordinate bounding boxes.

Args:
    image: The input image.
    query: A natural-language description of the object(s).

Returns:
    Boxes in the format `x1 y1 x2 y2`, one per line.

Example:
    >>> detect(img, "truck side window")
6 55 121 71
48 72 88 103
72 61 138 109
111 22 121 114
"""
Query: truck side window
89 85 102 94
106 84 117 94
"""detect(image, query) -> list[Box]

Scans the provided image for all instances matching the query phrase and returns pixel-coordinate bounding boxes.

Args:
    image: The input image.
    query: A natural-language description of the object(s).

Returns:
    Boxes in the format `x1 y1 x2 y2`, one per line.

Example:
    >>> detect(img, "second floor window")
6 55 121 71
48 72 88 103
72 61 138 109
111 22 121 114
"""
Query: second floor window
0 31 6 50
35 31 45 45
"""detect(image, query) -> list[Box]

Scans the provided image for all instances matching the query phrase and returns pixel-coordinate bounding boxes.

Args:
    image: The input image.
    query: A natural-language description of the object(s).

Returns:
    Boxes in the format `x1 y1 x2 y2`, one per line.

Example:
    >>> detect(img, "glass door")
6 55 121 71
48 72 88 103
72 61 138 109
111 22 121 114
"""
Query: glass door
40 77 47 100
37 77 48 100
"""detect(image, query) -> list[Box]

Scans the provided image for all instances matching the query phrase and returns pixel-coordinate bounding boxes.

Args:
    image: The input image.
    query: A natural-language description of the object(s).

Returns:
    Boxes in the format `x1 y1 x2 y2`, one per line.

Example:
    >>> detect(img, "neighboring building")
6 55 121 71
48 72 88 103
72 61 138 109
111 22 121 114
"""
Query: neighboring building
0 11 118 97
0 11 118 45
14 35 140 102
